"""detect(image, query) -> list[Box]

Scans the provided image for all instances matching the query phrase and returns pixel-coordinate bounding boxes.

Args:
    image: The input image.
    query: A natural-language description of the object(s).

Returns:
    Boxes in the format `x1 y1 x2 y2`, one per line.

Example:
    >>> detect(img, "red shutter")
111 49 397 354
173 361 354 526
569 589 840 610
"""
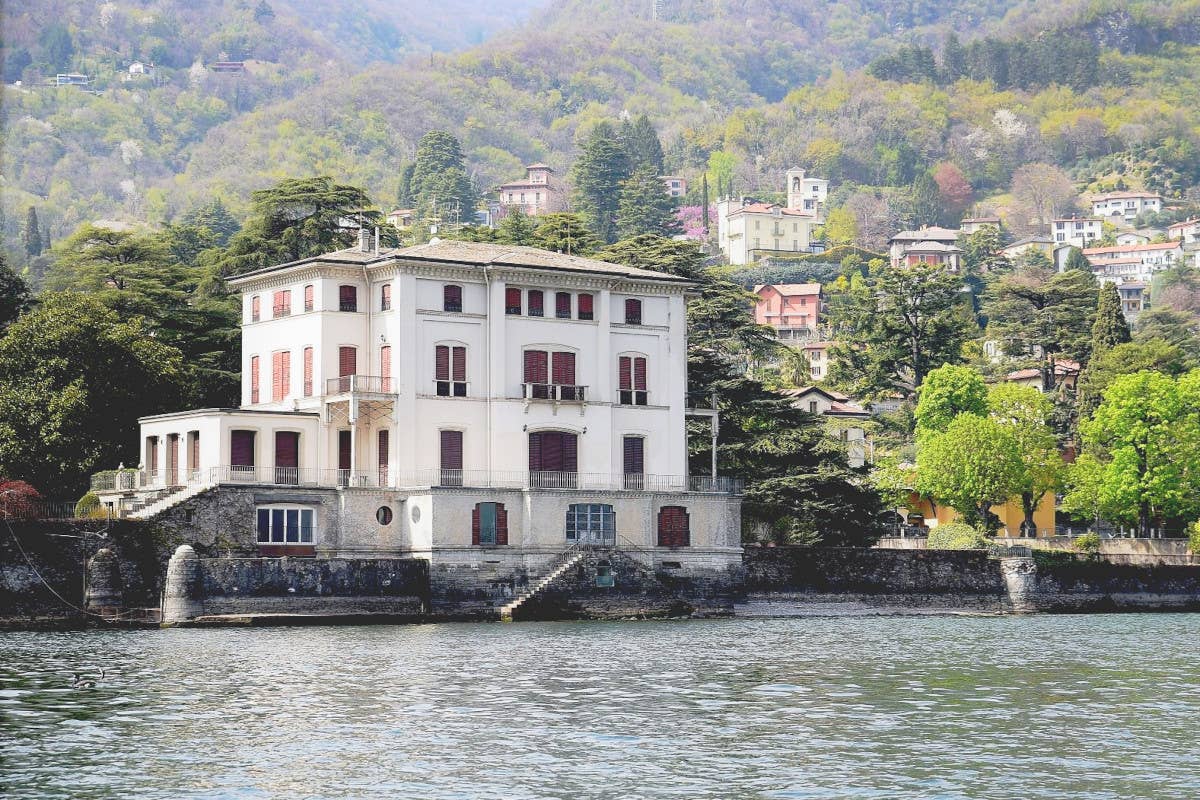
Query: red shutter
625 298 641 324
274 431 299 469
561 433 578 473
528 432 542 472
271 352 282 401
380 345 391 392
618 356 632 391
251 295 260 321
452 346 466 382
339 285 357 311
542 432 562 472
303 347 313 396
471 505 481 546
496 504 508 546
623 436 644 474
528 290 543 316
381 283 391 310
555 291 571 318
281 350 291 398
657 506 690 547
578 293 593 319
304 284 314 311
272 290 290 316
552 351 575 385
231 430 255 467
444 284 462 311
634 357 647 391
378 429 389 469
338 430 351 471
440 430 463 470
435 345 450 381
505 287 522 314
250 356 260 403
339 347 356 377
524 350 547 384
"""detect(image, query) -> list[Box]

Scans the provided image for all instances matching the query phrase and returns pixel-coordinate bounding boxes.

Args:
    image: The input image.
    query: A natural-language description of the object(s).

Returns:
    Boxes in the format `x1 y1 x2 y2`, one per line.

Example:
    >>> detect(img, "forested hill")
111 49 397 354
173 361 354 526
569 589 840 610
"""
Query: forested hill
5 0 1200 254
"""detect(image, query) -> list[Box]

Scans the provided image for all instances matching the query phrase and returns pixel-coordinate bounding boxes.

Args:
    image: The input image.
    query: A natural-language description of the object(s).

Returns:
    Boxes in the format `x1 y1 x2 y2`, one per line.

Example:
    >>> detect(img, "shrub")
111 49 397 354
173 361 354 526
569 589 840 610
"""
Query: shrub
1073 532 1102 558
927 522 989 550
74 491 103 519
1188 522 1200 555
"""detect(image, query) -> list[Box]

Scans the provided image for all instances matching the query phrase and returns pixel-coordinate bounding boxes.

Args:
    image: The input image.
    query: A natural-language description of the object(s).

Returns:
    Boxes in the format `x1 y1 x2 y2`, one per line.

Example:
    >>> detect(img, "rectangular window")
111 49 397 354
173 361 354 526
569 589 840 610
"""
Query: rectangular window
577 293 594 320
304 284 314 312
624 298 642 325
528 290 544 317
250 355 260 404
435 345 467 396
440 430 463 487
505 287 522 315
566 503 614 545
271 350 290 402
256 507 315 545
380 345 392 393
272 290 291 318
231 430 255 474
335 346 356 393
657 506 690 547
555 291 571 319
188 431 200 474
623 436 644 490
146 436 159 475
303 347 313 397
443 284 463 312
552 351 577 400
618 356 648 405
251 295 260 322
339 285 357 312
378 429 389 485
380 283 392 311
524 349 549 398
472 502 509 546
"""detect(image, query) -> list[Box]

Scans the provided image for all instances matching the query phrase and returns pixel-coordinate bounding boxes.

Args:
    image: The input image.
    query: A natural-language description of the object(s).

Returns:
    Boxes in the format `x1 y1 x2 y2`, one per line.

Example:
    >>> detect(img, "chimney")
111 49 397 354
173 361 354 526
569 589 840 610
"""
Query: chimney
374 226 379 252
359 226 370 252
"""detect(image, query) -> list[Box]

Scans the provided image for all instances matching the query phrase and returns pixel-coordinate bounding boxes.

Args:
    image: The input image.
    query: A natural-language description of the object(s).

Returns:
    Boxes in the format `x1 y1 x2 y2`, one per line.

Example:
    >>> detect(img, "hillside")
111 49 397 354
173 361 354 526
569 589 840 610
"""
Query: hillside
5 0 1200 254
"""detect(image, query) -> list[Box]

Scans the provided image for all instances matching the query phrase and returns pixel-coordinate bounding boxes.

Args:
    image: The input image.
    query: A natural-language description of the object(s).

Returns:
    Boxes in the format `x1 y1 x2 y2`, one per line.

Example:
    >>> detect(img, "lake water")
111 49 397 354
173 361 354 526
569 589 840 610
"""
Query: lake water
2 614 1197 799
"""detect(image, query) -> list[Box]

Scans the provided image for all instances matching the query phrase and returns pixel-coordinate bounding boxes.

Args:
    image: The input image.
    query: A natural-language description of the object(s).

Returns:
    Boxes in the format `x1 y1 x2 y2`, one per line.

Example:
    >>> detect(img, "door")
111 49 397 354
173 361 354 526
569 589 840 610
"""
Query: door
275 431 299 484
440 430 463 487
529 431 577 488
623 436 644 490
230 430 255 480
167 434 179 486
337 430 351 486
337 346 356 392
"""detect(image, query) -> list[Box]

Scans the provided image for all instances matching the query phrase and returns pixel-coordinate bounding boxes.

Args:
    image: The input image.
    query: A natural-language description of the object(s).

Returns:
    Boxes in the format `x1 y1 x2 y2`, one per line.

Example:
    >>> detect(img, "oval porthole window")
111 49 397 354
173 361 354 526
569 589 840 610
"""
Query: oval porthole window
376 506 393 525
411 505 421 524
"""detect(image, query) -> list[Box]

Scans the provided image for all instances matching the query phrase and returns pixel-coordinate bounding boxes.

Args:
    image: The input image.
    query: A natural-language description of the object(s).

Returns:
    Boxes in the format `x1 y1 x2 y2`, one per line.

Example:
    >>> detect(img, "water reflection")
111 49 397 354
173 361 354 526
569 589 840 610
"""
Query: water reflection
2 615 1197 799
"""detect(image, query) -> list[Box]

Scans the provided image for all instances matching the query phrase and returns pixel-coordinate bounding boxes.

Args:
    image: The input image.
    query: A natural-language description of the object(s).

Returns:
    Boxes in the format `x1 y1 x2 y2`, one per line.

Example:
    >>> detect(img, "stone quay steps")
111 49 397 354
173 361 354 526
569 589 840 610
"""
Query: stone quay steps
130 483 213 520
499 550 587 622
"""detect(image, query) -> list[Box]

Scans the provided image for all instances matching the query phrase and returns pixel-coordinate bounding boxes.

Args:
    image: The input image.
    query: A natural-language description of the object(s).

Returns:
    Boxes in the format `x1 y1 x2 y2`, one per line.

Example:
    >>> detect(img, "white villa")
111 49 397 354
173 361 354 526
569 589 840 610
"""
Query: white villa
94 236 741 574
1091 191 1162 222
716 168 828 265
1051 217 1102 248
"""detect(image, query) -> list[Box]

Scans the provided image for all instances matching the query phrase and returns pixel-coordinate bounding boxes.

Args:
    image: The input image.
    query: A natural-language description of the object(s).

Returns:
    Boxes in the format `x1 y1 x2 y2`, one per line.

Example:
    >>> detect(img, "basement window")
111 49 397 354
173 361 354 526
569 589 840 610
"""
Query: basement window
256 506 315 544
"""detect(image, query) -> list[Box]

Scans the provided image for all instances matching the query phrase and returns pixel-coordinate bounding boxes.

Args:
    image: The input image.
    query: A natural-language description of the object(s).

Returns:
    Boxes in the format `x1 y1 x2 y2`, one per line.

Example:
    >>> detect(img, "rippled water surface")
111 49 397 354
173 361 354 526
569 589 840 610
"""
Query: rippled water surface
3 615 1199 799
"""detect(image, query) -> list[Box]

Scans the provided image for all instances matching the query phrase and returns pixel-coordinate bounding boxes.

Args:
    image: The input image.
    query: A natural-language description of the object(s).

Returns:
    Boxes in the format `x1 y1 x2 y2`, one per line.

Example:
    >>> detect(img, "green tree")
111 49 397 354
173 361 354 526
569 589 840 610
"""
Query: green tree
988 382 1063 535
571 121 631 244
396 162 416 208
828 263 974 400
616 167 681 240
21 207 42 257
916 413 1024 530
1063 246 1092 273
0 293 185 496
958 226 1008 277
621 114 665 174
914 364 987 438
983 264 1097 389
1076 339 1191 421
819 207 859 247
1135 308 1200 360
941 32 967 82
1066 371 1200 536
0 254 31 330
1090 279 1132 361
410 131 475 224
37 23 74 73
497 209 537 245
531 213 601 256
906 170 942 227
600 235 706 281
181 199 241 247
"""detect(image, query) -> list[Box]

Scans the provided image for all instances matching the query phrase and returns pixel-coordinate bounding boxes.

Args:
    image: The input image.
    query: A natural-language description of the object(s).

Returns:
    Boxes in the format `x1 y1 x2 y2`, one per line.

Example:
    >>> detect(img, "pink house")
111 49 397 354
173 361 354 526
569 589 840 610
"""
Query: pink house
753 283 823 341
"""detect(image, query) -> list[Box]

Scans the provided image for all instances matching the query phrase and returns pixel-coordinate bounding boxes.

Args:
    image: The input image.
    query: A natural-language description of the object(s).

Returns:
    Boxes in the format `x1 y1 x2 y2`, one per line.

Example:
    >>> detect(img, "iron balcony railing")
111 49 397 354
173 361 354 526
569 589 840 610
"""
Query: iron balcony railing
325 375 394 394
521 383 587 402
111 465 743 495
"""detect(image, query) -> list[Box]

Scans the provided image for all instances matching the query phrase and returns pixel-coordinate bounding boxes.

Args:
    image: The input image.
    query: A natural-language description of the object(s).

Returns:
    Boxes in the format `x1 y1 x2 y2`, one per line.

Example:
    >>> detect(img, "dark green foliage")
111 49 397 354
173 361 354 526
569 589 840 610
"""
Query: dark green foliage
724 262 842 289
1063 247 1092 273
0 254 31 330
410 131 476 223
21 208 42 257
531 213 601 256
496 210 537 245
1091 281 1132 354
396 162 416 208
616 167 681 240
36 24 74 73
571 121 631 244
1076 338 1191 420
620 114 665 174
906 170 942 228
181 199 241 247
0 293 185 496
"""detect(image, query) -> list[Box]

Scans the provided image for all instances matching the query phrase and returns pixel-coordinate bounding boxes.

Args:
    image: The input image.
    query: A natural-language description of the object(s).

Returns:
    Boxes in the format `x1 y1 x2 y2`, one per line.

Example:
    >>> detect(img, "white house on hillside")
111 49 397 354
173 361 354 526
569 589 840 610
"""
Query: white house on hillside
94 237 741 574
716 168 827 265
1091 191 1162 222
1052 217 1102 247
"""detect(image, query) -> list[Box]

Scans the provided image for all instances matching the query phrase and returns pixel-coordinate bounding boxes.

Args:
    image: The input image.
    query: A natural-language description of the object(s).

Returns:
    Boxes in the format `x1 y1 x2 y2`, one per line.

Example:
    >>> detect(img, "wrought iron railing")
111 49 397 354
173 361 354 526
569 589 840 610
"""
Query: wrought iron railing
522 383 587 402
325 375 394 394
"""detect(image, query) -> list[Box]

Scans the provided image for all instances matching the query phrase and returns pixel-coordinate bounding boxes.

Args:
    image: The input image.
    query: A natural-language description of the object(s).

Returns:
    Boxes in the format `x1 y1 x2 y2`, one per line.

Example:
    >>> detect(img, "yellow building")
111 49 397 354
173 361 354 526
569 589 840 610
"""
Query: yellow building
901 491 1057 538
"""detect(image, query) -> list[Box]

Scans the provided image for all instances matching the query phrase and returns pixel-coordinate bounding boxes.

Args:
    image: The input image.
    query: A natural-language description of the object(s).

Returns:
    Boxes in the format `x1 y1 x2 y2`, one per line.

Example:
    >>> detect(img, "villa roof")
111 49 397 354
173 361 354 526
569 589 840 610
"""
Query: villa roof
890 226 960 242
784 386 869 417
727 202 814 218
905 240 962 252
1083 242 1182 256
754 283 822 296
1005 360 1081 382
1093 191 1162 201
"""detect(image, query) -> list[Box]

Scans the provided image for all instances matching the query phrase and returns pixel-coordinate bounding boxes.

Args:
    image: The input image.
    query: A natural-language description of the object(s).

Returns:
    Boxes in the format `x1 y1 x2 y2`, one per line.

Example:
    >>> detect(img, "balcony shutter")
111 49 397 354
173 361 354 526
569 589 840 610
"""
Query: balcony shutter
528 431 542 472
303 347 313 396
435 345 450 381
338 430 352 471
471 504 481 546
378 429 389 470
339 285 357 311
274 431 299 469
273 290 290 316
251 295 260 321
304 284 314 311
551 351 575 385
577 293 593 320
625 298 641 324
380 345 391 392
452 346 466 382
618 356 632 390
444 284 462 311
250 356 260 403
623 436 644 475
380 283 391 310
562 432 578 472
528 289 544 316
505 287 522 314
634 357 647 391
555 291 571 318
496 504 508 545
339 346 356 377
523 350 547 384
230 430 255 467
440 430 463 470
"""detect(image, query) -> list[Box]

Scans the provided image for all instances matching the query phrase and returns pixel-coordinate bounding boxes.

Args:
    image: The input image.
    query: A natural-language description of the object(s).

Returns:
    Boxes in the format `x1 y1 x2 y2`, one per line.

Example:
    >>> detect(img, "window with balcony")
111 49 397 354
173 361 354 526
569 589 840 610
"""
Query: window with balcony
380 345 392 393
303 284 314 312
251 295 261 322
272 290 291 318
380 283 392 311
624 298 642 325
505 287 522 315
555 291 571 319
530 431 578 488
623 436 644 490
444 284 463 312
338 285 357 312
440 430 463 487
578 293 594 321
435 344 467 397
618 355 647 405
528 289 544 317
523 349 581 401
249 355 260 403
472 502 509 546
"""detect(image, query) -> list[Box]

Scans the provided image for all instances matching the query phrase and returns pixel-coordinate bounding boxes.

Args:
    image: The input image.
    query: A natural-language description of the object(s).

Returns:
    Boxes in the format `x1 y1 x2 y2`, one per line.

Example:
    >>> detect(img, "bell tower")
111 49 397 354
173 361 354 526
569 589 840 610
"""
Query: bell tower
786 167 806 210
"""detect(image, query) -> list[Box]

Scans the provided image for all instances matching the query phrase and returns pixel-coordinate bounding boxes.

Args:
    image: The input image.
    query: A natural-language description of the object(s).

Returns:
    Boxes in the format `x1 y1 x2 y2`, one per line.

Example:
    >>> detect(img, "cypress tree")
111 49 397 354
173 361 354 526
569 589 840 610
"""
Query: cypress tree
626 114 665 174
615 167 680 240
1064 247 1092 273
571 121 631 244
21 207 42 257
1091 281 1131 354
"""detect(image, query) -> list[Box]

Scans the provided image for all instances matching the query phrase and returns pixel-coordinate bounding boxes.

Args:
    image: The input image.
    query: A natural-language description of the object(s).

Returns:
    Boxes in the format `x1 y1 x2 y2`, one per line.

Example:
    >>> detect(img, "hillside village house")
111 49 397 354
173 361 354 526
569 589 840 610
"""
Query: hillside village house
959 217 1000 234
785 386 871 468
1091 191 1162 222
1052 217 1102 247
1115 231 1152 246
1084 241 1183 280
386 209 415 231
888 226 961 269
799 340 834 380
716 168 828 265
1001 236 1056 261
92 237 742 577
662 176 688 198
1168 218 1200 245
496 163 567 218
752 283 823 342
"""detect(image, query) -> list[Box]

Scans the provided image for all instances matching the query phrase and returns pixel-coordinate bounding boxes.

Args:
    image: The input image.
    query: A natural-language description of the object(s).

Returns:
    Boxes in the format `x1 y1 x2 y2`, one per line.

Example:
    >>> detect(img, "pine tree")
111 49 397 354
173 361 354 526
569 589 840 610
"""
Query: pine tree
907 170 942 228
1064 246 1092 273
625 114 665 174
21 207 42 257
1091 281 1131 354
396 162 416 208
410 131 475 223
181 199 240 246
530 213 601 256
616 167 681 240
941 32 966 83
571 121 631 244
497 209 536 245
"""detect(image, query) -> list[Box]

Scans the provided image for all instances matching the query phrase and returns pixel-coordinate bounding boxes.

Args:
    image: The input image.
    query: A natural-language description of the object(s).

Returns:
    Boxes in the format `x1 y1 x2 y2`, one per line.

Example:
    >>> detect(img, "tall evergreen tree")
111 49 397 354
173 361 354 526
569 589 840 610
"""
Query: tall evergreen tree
941 32 967 83
531 213 600 256
571 121 631 244
410 131 476 224
181 198 240 247
624 114 665 174
1092 281 1132 354
396 162 416 208
615 167 681 240
497 209 536 246
21 207 42 257
1063 246 1092 273
907 170 942 227
0 253 31 330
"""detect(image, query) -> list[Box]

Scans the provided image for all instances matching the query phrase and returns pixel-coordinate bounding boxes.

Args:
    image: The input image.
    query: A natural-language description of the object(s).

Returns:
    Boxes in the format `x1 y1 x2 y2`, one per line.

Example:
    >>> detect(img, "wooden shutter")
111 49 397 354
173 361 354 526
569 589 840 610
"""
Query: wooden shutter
250 356 260 403
380 345 392 392
496 504 508 546
435 345 450 381
271 351 290 401
147 437 158 472
440 430 463 470
623 436 644 474
378 429 389 470
634 357 647 391
542 432 562 472
625 298 641 324
528 289 543 316
273 290 289 316
251 295 260 321
444 284 462 311
338 430 352 471
505 287 522 314
551 351 575 385
380 283 391 310
230 430 255 467
339 285 357 311
658 506 689 547
190 433 200 471
562 433 578 472
578 293 593 319
452 346 466 382
303 347 313 396
555 291 571 318
471 505 481 546
618 356 632 391
303 284 314 311
523 350 548 384
274 431 299 469
339 346 356 377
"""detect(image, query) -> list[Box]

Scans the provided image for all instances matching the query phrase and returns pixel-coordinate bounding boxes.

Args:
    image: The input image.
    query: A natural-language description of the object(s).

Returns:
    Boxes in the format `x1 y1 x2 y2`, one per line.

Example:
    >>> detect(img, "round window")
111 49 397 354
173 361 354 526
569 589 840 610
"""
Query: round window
411 505 421 524
376 506 393 525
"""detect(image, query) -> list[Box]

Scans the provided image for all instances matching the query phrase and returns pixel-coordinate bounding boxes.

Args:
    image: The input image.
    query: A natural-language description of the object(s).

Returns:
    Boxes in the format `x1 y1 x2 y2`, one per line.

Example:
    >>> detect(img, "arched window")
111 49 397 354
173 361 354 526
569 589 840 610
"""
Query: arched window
657 506 690 547
443 284 463 312
338 285 357 312
624 298 642 325
435 344 467 396
303 284 314 312
472 502 509 546
272 290 291 318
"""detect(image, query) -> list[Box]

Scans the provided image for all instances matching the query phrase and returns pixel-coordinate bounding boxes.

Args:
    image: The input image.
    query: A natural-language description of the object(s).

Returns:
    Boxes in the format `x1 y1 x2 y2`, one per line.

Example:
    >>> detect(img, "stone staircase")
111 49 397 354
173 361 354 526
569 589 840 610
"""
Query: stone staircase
498 547 587 622
129 482 214 520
